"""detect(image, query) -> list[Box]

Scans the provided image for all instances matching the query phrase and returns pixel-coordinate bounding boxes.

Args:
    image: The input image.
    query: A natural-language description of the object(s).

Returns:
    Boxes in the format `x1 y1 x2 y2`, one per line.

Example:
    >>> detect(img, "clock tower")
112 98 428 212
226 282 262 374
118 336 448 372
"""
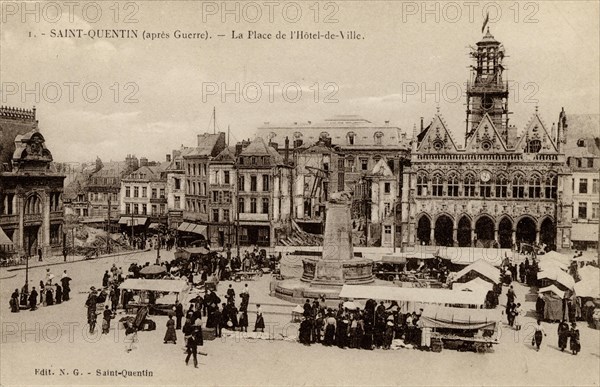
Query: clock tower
465 28 511 146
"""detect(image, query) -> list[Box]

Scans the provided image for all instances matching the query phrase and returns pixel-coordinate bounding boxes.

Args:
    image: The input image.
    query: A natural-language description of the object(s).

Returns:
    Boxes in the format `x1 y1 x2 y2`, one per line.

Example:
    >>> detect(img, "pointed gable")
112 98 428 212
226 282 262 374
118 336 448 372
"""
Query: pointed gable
371 158 394 177
417 114 459 153
515 113 558 154
464 114 508 152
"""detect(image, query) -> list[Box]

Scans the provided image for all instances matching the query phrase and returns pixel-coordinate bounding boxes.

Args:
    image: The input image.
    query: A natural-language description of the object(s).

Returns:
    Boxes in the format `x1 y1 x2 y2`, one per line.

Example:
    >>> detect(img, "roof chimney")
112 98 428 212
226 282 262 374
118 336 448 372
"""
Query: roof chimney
166 154 172 162
420 117 424 132
284 136 290 163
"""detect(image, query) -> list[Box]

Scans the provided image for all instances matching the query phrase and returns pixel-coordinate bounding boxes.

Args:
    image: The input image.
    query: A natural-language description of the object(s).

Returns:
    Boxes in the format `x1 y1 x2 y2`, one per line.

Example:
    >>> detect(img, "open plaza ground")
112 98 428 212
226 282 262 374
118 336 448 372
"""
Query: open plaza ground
0 249 599 386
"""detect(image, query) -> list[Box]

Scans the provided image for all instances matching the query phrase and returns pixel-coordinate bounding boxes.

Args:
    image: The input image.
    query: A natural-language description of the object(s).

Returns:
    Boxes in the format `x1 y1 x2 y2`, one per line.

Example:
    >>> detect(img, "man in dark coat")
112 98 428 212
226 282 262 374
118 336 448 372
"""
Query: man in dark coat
185 321 204 368
536 294 546 319
175 301 184 329
557 320 569 351
226 284 235 304
29 287 38 310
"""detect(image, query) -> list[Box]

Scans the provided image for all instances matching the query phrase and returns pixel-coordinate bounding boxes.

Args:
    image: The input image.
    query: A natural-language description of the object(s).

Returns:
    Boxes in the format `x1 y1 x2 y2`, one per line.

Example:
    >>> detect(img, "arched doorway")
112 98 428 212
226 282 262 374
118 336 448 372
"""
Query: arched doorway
457 216 472 247
516 217 537 245
434 215 454 247
498 218 513 249
540 218 556 248
475 216 495 247
417 216 431 245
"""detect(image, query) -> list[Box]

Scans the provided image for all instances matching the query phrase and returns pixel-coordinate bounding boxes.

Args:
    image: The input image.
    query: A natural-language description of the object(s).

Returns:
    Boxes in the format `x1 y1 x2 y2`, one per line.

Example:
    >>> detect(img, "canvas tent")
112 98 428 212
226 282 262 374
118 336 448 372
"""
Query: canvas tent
452 259 501 285
453 277 494 293
539 285 566 298
373 252 436 263
574 266 600 298
338 285 486 309
121 279 189 293
435 247 517 266
542 292 564 321
420 306 500 331
538 268 575 290
540 251 571 266
538 259 568 273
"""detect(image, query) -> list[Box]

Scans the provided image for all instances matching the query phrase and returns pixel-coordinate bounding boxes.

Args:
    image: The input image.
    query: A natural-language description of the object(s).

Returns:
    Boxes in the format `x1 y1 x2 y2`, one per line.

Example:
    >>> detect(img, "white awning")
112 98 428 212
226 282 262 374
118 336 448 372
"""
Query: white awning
435 247 516 266
0 227 13 246
338 285 486 307
452 277 494 293
189 224 207 236
177 222 191 231
118 217 147 226
571 223 598 242
121 279 189 293
453 259 501 285
177 222 207 237
538 268 575 289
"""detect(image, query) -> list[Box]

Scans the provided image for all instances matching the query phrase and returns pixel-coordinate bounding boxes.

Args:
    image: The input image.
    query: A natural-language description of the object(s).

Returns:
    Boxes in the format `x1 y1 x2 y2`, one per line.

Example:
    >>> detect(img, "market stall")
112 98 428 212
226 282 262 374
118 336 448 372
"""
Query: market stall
452 277 494 293
538 267 575 291
121 279 190 315
339 284 487 311
420 306 500 353
451 259 501 286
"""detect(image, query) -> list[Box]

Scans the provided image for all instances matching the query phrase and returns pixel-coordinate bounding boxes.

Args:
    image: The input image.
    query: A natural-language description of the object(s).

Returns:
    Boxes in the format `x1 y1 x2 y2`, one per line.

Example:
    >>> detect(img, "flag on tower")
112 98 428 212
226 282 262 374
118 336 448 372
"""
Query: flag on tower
482 12 489 33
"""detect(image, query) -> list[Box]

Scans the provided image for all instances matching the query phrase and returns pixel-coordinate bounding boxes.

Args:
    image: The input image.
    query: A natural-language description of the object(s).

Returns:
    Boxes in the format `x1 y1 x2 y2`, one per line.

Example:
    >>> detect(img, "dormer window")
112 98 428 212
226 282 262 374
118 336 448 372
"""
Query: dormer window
347 132 356 145
577 139 586 147
374 132 384 145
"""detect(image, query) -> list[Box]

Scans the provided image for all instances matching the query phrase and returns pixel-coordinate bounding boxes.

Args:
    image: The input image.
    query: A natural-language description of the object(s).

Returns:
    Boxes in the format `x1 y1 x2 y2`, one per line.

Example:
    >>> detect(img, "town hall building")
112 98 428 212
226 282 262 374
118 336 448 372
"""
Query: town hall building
405 29 572 251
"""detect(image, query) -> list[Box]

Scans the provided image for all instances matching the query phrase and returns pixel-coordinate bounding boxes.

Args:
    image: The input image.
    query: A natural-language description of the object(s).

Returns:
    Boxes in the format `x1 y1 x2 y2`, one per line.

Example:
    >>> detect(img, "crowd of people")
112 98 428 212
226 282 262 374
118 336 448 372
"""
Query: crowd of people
297 298 425 350
9 268 71 312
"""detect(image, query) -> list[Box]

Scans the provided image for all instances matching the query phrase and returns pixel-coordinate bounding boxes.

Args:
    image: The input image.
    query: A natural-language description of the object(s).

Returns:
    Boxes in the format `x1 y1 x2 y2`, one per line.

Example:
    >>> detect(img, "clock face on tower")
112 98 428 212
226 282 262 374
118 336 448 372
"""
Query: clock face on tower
482 95 494 110
481 171 491 182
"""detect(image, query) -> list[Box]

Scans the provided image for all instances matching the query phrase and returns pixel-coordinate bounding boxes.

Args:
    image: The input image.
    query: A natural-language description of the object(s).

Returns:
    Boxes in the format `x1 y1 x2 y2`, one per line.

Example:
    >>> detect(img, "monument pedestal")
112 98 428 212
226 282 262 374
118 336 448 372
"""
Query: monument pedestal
273 201 374 303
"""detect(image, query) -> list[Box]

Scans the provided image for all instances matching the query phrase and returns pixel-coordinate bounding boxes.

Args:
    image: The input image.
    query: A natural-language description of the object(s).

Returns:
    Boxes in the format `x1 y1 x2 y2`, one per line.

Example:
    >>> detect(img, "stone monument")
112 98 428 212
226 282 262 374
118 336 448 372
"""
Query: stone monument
273 192 374 303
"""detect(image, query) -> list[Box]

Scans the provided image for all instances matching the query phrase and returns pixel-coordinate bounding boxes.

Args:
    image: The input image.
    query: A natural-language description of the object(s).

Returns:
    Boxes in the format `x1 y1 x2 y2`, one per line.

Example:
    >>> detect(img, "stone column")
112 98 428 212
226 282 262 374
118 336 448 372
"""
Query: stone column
494 228 499 245
17 193 25 256
43 192 51 257
429 228 435 246
535 228 540 245
452 228 458 247
511 229 516 246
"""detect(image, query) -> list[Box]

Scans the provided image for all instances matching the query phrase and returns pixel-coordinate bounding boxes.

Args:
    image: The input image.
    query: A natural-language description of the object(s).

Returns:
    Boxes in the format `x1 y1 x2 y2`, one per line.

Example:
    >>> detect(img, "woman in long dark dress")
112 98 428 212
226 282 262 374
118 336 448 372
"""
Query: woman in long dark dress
323 313 336 346
10 289 19 313
46 287 54 306
569 323 580 355
254 304 265 332
557 320 570 351
164 314 177 344
336 315 348 348
55 284 62 305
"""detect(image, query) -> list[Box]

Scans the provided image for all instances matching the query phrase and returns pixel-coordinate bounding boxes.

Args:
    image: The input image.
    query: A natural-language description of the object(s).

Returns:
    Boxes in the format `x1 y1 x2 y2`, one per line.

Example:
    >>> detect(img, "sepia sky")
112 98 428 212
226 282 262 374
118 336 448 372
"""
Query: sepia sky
1 0 598 162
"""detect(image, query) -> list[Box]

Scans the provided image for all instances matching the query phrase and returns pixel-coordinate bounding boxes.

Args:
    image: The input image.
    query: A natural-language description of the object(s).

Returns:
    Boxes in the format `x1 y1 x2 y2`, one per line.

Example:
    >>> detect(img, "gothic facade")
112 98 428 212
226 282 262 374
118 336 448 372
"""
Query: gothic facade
404 30 572 251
